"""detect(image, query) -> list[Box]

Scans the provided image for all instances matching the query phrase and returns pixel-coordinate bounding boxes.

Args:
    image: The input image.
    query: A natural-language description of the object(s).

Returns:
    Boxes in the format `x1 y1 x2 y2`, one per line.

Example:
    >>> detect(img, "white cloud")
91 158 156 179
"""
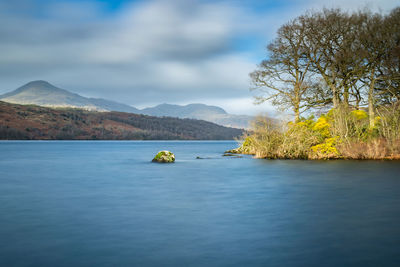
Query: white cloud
0 0 398 115
0 0 258 106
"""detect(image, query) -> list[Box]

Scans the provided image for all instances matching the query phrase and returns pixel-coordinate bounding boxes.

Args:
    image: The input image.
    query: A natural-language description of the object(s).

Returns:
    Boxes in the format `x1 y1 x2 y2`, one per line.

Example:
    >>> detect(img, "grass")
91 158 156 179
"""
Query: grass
233 104 400 160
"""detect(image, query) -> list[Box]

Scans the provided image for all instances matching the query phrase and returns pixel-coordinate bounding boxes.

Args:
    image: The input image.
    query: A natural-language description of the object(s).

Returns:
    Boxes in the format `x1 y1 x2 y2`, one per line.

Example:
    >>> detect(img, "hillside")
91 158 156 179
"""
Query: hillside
141 103 254 129
0 81 254 129
0 101 243 140
0 81 139 113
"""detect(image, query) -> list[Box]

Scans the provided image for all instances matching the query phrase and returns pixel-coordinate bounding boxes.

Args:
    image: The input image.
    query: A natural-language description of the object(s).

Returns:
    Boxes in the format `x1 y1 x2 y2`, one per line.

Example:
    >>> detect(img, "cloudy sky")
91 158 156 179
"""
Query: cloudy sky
0 0 397 115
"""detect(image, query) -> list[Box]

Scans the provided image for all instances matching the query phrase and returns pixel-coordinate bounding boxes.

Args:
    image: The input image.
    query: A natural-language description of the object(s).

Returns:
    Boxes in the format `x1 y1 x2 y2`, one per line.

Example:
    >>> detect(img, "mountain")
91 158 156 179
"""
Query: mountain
141 103 254 129
141 103 227 117
0 80 139 113
0 101 243 140
0 81 254 129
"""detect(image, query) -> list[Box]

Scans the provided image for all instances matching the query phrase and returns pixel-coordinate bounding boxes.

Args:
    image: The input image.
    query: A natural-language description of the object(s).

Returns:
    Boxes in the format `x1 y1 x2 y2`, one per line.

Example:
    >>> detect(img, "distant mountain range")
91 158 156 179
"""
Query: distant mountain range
141 103 253 129
0 81 254 129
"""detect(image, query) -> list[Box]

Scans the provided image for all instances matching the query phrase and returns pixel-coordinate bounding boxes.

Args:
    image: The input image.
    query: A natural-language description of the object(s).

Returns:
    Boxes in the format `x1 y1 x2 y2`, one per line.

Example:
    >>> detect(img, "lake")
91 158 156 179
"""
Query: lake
1 141 400 266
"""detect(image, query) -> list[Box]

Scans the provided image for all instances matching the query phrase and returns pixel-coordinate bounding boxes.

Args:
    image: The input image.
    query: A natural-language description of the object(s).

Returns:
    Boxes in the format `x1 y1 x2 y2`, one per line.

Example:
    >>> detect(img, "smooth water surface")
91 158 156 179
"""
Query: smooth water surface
1 141 400 267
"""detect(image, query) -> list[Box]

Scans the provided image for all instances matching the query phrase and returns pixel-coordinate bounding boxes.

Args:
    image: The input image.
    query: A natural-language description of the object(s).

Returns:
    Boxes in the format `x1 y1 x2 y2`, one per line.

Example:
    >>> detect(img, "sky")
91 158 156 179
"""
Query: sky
0 0 398 115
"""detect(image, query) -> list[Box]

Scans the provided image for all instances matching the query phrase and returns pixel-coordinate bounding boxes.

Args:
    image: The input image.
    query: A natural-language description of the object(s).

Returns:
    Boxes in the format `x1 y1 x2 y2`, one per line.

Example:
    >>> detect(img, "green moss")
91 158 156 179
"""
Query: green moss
152 150 175 163
225 136 255 154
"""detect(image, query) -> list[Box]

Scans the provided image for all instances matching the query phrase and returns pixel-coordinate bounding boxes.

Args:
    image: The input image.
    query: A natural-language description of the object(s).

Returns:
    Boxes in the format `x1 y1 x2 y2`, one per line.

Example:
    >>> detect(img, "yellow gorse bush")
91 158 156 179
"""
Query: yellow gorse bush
312 116 331 138
350 110 368 120
311 137 340 158
374 116 381 126
235 105 400 159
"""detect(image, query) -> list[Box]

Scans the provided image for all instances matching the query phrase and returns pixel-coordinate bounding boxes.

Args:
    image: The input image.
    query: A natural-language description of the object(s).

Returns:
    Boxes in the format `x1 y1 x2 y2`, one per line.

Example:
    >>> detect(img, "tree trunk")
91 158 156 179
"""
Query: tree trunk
294 107 300 123
368 76 376 128
332 87 340 109
343 86 349 108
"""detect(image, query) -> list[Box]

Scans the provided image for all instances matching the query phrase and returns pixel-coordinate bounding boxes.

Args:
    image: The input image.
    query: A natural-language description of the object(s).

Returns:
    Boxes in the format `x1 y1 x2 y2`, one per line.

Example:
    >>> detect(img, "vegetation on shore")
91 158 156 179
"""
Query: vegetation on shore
231 106 400 159
232 7 400 160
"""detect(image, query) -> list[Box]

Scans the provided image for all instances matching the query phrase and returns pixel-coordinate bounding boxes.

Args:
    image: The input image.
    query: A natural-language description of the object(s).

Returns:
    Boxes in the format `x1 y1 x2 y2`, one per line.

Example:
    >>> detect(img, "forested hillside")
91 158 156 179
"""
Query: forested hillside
0 101 243 140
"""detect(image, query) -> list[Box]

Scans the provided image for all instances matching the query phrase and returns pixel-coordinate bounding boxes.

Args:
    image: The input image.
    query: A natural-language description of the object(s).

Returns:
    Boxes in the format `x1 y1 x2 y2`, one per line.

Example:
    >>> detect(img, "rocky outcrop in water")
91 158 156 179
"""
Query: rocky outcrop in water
152 151 175 163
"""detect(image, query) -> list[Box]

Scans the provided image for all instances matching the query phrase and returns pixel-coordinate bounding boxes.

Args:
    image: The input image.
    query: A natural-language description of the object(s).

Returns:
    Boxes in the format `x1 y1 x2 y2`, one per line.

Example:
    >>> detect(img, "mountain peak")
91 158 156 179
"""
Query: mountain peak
26 80 52 86
12 80 63 95
0 80 139 113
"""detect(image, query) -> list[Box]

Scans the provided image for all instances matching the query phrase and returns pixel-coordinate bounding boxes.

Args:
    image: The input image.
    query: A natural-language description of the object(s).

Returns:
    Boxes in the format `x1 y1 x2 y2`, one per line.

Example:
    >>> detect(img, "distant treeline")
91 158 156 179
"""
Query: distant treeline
0 101 243 140
239 7 400 159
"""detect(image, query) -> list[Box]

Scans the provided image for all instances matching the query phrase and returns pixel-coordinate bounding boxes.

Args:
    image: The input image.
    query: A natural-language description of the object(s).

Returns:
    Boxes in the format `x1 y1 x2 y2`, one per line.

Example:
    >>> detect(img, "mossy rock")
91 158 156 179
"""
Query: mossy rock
225 148 241 154
222 153 243 158
225 137 254 154
152 151 175 163
222 153 237 156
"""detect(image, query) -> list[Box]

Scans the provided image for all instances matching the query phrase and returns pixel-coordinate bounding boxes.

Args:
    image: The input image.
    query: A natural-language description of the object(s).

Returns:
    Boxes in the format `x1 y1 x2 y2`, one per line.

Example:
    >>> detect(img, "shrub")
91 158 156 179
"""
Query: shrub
312 115 331 138
235 105 400 159
350 110 368 120
311 137 340 159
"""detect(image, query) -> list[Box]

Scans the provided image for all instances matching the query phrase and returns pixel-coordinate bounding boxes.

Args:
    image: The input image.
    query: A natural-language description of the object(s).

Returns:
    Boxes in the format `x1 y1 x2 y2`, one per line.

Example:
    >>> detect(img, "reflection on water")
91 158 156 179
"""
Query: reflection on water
1 141 400 266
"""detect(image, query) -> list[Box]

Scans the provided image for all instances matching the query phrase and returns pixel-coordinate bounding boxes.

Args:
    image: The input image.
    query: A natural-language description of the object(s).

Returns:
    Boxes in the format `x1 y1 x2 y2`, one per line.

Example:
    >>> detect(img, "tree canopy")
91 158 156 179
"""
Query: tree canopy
251 7 400 126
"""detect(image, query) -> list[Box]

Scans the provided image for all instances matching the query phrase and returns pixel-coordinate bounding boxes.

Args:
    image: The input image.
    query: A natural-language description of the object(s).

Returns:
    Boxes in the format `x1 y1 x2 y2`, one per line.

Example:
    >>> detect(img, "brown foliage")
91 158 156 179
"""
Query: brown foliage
0 101 243 140
338 139 400 160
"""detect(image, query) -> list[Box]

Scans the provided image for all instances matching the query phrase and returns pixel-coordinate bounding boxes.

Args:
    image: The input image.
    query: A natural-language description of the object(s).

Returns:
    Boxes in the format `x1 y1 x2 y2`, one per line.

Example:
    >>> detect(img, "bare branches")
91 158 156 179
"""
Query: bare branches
251 7 400 123
250 18 313 122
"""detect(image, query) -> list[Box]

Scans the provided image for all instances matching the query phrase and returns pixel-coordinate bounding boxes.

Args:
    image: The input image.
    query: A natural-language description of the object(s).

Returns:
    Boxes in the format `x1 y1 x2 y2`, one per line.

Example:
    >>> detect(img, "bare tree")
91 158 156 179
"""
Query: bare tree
376 8 400 105
251 7 400 124
250 19 312 122
299 9 365 109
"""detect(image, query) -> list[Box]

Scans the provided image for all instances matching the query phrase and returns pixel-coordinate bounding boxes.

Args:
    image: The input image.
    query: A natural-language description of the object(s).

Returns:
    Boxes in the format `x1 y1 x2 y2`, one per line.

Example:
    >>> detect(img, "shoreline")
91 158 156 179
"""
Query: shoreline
225 148 400 161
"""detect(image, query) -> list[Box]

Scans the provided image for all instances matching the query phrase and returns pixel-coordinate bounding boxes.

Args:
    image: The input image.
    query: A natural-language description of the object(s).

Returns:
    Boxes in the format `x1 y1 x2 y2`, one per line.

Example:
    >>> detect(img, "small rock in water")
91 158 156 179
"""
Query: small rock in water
222 153 243 158
196 156 212 159
152 151 175 163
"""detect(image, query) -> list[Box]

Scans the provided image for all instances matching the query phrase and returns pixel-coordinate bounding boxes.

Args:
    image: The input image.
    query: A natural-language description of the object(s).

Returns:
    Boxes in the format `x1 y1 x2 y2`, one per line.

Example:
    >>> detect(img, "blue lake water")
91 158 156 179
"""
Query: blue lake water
1 141 400 267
